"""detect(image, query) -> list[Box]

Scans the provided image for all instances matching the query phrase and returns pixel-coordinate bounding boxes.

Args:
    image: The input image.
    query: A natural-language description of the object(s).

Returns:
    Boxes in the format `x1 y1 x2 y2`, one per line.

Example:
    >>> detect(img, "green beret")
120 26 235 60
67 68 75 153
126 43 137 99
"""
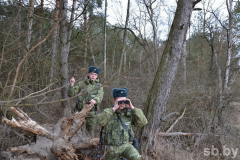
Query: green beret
113 88 128 98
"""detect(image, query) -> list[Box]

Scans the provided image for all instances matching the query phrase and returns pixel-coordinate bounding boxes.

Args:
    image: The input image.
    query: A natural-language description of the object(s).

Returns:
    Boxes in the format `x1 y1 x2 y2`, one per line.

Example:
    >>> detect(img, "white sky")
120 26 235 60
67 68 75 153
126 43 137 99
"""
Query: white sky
106 0 230 40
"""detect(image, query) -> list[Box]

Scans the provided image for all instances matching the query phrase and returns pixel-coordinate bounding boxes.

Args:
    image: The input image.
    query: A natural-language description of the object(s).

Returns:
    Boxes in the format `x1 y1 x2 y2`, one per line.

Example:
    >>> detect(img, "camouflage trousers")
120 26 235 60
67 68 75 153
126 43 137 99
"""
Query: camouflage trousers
85 112 96 137
105 143 142 160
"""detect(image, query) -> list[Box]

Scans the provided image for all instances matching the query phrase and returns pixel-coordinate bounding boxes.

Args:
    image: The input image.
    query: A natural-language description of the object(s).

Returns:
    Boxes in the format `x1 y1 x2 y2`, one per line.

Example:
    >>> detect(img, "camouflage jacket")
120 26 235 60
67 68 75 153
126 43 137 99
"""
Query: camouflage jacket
68 78 104 112
96 106 148 146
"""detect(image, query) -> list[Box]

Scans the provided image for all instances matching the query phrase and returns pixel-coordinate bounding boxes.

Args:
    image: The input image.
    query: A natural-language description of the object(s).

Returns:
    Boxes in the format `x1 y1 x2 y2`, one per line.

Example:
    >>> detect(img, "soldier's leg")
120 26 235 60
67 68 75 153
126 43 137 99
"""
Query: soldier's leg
105 147 121 160
85 114 96 137
121 144 142 160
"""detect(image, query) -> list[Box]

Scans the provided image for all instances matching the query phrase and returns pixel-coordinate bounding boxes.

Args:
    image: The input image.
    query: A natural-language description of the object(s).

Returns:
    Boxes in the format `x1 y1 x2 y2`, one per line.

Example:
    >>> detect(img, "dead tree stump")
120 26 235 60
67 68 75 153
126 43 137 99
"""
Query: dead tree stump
1 104 99 160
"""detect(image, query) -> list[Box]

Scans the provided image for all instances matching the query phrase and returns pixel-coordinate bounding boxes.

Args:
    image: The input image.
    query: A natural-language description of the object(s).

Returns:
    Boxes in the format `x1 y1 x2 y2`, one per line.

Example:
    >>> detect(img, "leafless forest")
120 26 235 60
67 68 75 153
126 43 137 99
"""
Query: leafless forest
1 0 240 159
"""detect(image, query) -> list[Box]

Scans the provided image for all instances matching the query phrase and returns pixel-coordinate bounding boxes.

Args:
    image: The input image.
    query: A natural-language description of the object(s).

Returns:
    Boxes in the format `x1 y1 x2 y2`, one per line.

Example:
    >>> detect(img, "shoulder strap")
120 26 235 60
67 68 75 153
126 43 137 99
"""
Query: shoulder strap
116 112 134 139
78 81 86 93
94 82 100 92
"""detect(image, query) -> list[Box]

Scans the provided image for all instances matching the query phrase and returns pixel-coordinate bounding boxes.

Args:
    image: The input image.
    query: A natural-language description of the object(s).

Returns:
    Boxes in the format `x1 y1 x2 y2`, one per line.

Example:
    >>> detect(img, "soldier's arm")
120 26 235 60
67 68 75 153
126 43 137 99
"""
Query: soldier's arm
132 108 148 127
68 81 83 97
96 108 114 126
93 86 104 104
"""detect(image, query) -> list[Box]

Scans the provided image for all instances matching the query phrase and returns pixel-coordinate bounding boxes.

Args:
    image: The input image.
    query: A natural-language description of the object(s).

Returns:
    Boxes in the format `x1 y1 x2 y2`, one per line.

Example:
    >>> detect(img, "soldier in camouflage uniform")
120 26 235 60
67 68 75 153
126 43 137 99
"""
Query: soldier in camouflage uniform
96 88 147 160
68 66 104 137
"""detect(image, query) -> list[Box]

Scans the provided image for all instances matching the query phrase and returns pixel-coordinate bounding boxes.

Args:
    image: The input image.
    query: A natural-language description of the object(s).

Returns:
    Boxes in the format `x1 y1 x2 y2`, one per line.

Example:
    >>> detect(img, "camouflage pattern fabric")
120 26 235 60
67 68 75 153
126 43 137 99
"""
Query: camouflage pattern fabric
68 77 104 136
85 112 96 136
96 106 148 159
105 143 141 160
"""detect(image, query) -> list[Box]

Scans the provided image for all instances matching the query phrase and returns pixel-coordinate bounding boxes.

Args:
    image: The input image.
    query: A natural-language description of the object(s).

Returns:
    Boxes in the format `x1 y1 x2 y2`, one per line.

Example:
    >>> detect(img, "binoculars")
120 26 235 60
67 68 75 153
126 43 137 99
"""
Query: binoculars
118 100 130 105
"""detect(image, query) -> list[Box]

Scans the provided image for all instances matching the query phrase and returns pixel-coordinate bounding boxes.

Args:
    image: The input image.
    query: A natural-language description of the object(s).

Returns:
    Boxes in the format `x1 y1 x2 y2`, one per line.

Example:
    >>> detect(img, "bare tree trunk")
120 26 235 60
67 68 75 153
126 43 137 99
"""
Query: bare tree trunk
21 0 35 99
119 0 130 75
181 42 187 87
205 30 223 102
17 0 22 65
26 0 35 54
144 0 158 64
138 0 200 157
17 0 22 97
60 0 70 114
224 0 233 91
60 0 76 116
37 0 44 89
112 48 116 71
50 0 60 85
216 0 234 127
89 37 96 66
67 0 76 49
37 0 44 57
83 0 88 66
104 0 107 81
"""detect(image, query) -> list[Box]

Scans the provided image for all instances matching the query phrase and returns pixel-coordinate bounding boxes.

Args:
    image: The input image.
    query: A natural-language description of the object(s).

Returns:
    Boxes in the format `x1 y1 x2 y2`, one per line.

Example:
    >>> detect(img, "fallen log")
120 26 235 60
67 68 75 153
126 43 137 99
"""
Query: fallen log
158 132 206 137
1 103 99 160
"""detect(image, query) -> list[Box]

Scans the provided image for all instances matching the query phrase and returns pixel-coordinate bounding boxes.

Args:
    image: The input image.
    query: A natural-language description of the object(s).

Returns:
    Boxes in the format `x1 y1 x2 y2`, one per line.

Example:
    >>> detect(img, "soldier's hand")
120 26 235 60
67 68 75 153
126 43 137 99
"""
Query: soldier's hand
112 100 120 111
90 99 96 106
70 77 75 86
126 99 134 110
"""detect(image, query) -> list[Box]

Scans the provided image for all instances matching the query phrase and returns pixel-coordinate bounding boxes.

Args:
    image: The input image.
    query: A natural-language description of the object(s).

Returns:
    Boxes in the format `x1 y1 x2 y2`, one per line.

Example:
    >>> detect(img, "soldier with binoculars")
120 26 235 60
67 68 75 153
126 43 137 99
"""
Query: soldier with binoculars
96 88 148 160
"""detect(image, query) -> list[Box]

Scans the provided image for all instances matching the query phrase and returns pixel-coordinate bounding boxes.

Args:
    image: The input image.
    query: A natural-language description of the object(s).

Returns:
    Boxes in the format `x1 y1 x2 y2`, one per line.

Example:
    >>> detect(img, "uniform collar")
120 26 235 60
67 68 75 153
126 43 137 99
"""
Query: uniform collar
85 77 99 85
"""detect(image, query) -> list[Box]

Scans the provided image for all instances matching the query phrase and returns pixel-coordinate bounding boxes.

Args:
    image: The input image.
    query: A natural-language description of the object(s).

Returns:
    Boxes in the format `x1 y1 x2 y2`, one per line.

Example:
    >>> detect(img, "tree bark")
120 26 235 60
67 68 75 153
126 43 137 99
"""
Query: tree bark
37 0 44 89
138 0 200 157
37 0 44 57
17 0 22 65
181 42 187 88
60 0 77 115
144 0 158 64
83 0 88 66
89 37 96 66
224 0 233 92
50 0 60 85
118 0 130 75
104 0 107 81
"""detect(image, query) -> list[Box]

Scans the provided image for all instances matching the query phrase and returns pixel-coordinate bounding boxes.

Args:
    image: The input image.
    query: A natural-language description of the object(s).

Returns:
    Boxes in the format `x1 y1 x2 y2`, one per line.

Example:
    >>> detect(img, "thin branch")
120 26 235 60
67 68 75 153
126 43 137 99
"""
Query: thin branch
1 48 160 107
209 10 228 30
8 20 60 99
159 132 206 136
161 112 180 122
193 0 202 7
166 107 186 133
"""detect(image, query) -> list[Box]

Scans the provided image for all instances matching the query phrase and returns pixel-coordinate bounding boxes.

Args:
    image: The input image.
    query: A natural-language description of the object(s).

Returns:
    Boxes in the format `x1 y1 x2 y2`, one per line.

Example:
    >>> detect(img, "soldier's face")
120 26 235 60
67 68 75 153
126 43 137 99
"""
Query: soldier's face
115 97 128 110
88 72 98 80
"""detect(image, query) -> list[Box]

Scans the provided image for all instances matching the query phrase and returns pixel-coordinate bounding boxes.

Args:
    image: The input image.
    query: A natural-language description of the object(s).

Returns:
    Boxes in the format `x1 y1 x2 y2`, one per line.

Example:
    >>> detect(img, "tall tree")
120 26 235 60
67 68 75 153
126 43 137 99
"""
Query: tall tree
37 0 44 57
118 0 130 74
50 0 60 85
143 0 159 64
25 0 35 55
8 0 35 99
138 0 201 157
17 0 22 65
59 0 77 116
104 0 107 80
83 0 103 66
83 0 88 66
224 0 233 91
